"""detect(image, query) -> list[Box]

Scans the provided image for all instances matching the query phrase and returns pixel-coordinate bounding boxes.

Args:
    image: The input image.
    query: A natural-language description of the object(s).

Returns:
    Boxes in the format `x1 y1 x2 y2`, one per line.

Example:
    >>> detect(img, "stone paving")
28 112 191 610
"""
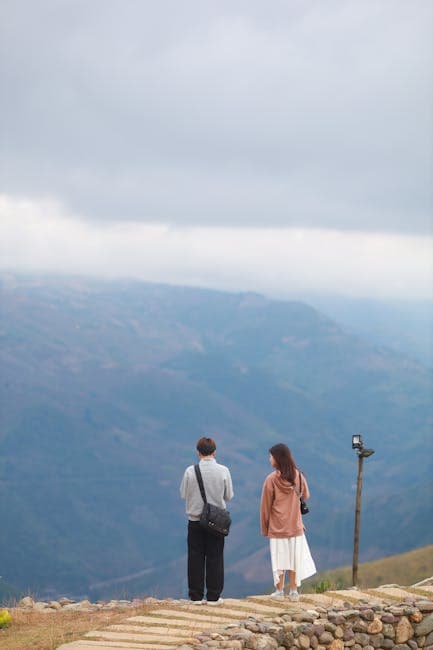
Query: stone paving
57 586 433 650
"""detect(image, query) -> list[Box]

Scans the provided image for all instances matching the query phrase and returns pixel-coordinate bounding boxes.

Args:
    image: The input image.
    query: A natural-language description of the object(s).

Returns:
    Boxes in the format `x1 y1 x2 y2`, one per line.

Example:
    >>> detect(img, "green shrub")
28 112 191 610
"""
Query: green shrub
335 575 347 590
314 579 331 593
0 608 12 628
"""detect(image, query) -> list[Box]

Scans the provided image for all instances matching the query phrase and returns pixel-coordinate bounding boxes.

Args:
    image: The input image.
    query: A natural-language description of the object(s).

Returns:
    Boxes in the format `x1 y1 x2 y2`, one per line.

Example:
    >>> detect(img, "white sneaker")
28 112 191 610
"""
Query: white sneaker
270 589 284 599
289 590 299 601
207 598 224 606
191 599 203 605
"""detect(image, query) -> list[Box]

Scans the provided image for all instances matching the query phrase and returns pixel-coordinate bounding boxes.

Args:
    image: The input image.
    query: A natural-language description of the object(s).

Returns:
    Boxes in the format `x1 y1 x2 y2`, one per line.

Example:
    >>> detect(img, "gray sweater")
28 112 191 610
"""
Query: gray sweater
180 458 234 521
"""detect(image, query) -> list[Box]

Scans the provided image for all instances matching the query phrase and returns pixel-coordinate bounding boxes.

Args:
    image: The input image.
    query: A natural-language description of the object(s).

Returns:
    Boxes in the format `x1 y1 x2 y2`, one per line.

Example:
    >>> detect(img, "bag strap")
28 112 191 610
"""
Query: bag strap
194 464 207 504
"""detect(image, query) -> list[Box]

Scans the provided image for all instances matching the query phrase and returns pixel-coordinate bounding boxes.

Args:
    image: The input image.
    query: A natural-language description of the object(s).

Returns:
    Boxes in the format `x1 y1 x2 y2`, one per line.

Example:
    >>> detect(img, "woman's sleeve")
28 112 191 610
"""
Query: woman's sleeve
301 472 311 500
260 476 273 536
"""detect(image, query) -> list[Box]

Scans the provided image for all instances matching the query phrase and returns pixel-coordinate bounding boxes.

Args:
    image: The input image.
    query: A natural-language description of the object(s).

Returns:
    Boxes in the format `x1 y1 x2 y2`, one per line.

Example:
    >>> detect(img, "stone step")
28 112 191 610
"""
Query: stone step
300 593 343 606
368 586 422 600
246 594 312 609
85 630 193 644
57 642 176 650
58 587 433 649
196 604 280 618
325 589 384 603
121 615 229 629
170 600 281 615
224 597 288 613
129 609 236 623
106 624 197 637
409 586 433 596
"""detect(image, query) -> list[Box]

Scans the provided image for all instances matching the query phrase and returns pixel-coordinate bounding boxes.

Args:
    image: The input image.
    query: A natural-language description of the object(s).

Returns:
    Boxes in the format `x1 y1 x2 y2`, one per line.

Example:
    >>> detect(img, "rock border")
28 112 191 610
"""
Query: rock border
13 595 165 613
177 599 433 650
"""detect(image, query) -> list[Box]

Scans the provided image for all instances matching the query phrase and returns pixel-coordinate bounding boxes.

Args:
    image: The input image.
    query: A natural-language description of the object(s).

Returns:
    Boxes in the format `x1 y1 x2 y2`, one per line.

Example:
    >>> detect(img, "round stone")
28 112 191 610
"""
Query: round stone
353 620 368 633
383 624 396 638
342 628 354 642
369 632 384 648
360 609 375 621
299 624 315 637
324 622 337 633
417 603 433 613
328 640 343 650
284 630 295 646
381 614 397 624
319 631 334 645
396 616 414 643
416 613 433 637
342 610 361 619
389 607 406 616
34 602 50 610
411 612 423 624
246 622 260 632
19 596 35 608
48 601 61 610
354 632 370 646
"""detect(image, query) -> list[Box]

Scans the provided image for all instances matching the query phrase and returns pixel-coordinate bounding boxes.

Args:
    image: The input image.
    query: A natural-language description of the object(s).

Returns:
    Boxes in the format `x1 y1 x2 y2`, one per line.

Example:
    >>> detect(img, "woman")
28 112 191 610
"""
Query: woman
260 443 316 600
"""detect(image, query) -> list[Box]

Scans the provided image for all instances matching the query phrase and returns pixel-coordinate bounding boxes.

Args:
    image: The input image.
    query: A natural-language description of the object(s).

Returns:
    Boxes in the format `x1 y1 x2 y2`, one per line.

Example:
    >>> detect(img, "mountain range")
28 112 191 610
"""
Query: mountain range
0 273 432 600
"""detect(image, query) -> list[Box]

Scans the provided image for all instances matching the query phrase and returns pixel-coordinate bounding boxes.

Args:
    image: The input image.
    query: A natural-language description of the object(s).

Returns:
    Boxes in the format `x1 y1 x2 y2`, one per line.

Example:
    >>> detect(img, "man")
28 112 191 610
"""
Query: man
180 436 234 605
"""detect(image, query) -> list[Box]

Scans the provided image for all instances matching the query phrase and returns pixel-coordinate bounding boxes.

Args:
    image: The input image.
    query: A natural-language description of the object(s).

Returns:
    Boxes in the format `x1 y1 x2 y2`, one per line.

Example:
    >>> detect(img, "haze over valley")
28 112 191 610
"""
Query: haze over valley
1 274 431 600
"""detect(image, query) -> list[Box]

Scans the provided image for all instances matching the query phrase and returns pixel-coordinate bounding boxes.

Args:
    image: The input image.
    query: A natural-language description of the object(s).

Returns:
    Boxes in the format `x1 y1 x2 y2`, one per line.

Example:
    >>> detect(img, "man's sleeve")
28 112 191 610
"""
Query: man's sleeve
224 469 234 501
180 469 188 499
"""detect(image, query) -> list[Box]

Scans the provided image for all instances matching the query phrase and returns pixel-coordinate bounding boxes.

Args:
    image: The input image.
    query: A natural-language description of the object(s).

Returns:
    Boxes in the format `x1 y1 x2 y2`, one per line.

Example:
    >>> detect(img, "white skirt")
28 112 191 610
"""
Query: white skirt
270 534 316 587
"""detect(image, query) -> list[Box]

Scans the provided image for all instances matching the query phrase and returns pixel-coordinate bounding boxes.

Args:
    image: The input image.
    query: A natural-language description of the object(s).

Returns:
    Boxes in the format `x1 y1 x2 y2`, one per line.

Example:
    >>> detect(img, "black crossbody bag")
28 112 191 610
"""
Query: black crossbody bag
194 464 232 537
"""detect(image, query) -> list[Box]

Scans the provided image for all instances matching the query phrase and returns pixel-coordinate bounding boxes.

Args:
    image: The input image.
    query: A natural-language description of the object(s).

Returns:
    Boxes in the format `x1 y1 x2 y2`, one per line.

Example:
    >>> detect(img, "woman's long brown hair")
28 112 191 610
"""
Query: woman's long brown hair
269 443 297 483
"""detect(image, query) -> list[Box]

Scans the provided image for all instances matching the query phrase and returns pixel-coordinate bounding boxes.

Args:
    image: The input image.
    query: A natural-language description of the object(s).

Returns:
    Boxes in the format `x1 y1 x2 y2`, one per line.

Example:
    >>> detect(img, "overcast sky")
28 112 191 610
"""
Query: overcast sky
1 1 432 299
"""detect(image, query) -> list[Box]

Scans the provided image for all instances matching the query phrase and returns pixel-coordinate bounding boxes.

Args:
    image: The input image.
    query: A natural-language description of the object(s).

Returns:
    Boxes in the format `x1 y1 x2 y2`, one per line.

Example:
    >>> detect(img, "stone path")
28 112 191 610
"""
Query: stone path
57 586 433 650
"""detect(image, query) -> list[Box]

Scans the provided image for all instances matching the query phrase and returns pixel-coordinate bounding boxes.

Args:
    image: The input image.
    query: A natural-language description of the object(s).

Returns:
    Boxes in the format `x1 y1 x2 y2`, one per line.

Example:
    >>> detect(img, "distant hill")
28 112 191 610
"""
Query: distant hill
303 545 433 592
300 295 433 368
0 273 432 600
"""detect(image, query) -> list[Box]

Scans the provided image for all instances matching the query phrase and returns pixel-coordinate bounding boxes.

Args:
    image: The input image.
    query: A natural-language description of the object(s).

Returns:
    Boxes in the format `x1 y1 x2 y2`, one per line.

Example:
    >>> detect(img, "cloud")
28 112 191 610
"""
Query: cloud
1 0 432 233
1 194 431 300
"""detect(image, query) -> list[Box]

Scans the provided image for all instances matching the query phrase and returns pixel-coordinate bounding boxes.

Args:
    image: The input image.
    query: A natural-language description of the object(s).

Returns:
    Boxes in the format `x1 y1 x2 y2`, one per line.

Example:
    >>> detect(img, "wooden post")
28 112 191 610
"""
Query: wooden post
352 453 364 586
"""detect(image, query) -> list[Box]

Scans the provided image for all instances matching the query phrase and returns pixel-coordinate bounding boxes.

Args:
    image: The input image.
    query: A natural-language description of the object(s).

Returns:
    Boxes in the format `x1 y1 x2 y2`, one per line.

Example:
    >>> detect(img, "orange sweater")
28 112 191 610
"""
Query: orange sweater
260 469 310 538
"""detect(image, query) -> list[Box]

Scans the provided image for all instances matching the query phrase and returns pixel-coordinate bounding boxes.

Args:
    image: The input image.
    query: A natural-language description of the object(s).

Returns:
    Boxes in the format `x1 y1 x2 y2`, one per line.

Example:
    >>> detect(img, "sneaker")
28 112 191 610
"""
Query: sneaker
191 599 203 605
207 598 224 606
289 590 299 602
270 589 285 599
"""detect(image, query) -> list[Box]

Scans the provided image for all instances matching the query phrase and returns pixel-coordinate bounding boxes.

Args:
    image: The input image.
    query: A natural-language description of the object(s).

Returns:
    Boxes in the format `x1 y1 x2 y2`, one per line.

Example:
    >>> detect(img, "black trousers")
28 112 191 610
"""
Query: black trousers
187 520 225 601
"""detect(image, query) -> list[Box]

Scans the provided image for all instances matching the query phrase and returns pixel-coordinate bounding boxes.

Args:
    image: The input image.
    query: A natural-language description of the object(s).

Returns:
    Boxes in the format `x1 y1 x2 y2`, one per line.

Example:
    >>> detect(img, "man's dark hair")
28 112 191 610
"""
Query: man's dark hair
196 436 216 456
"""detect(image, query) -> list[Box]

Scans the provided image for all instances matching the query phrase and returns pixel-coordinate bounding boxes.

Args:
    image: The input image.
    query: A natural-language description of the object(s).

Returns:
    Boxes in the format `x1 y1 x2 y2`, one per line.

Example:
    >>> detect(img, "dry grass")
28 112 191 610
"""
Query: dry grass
404 586 433 598
303 544 433 592
0 602 156 650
